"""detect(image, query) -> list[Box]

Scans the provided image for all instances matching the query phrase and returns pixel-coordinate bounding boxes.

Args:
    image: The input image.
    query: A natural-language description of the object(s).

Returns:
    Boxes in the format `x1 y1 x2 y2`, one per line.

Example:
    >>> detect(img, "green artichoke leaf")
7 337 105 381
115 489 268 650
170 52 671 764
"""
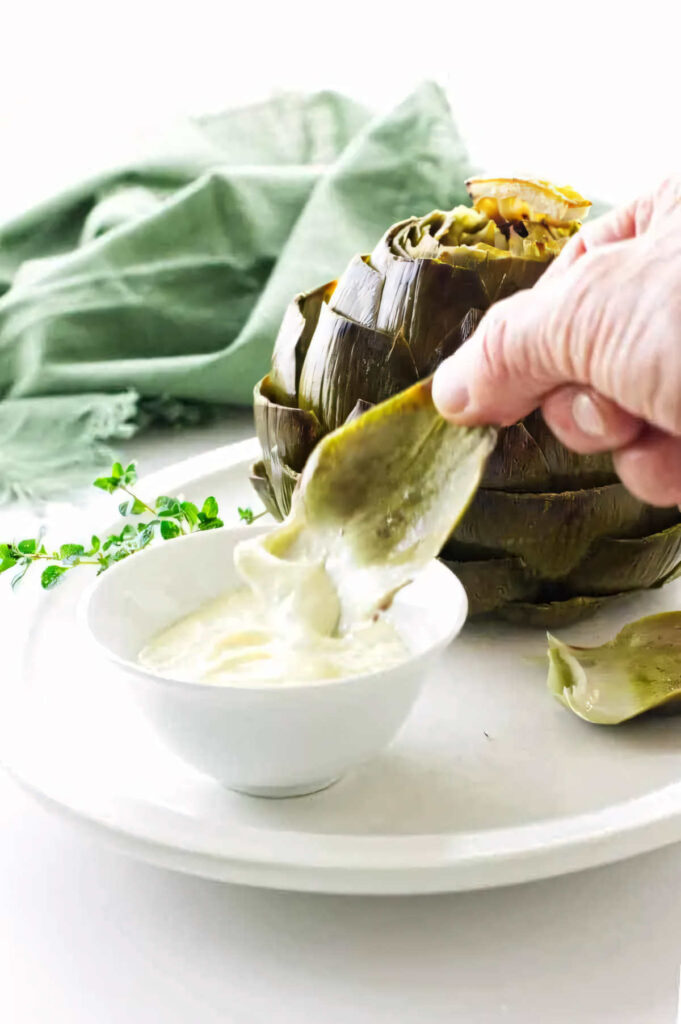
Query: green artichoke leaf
239 378 497 632
254 376 323 473
269 281 336 404
439 555 539 615
451 484 678 578
500 593 628 629
330 255 384 328
483 414 616 492
561 520 681 597
249 461 282 521
298 303 419 432
547 612 681 724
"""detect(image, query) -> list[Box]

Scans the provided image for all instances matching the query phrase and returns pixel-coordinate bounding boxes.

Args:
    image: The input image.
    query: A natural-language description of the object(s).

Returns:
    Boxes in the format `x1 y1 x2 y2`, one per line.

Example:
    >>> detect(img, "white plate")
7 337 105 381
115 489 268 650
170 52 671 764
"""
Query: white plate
3 438 681 895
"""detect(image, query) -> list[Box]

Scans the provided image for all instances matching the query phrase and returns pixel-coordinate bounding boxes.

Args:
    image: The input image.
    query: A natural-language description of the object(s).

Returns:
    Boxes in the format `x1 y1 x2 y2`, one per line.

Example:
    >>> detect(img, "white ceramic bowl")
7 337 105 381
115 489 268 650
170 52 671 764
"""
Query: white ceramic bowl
81 525 468 798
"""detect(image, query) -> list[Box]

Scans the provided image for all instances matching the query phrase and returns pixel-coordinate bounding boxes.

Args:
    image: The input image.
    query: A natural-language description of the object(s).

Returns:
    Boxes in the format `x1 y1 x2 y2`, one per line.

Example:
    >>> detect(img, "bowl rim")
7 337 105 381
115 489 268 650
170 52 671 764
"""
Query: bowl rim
78 525 468 694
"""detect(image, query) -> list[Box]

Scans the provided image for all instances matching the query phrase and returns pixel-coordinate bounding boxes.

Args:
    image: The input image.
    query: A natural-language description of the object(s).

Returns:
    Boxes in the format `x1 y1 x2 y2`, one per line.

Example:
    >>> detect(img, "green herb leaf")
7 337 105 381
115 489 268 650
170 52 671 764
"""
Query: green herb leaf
0 556 17 575
136 523 157 548
198 517 224 532
88 536 101 555
123 462 138 485
155 496 182 518
17 539 37 555
41 565 69 589
181 501 200 528
238 506 255 524
201 496 218 520
59 543 85 559
119 498 147 516
93 476 120 494
160 519 182 540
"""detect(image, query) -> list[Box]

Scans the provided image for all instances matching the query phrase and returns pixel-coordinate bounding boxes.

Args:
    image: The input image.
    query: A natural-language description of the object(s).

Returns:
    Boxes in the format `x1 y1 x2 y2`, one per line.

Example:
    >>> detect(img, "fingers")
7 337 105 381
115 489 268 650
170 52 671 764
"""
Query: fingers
613 428 681 506
539 199 638 284
541 386 644 454
432 238 654 430
432 267 592 427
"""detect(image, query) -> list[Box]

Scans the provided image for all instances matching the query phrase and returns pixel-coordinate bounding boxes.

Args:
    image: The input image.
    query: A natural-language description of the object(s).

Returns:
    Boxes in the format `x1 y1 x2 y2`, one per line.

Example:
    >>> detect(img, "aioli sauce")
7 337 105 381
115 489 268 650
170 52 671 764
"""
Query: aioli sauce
138 522 409 686
138 585 407 686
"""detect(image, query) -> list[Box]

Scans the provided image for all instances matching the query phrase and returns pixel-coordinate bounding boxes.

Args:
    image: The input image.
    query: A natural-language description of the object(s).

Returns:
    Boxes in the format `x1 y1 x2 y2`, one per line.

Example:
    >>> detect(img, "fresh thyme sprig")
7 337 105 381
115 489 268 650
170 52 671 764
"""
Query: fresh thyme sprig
1 461 226 591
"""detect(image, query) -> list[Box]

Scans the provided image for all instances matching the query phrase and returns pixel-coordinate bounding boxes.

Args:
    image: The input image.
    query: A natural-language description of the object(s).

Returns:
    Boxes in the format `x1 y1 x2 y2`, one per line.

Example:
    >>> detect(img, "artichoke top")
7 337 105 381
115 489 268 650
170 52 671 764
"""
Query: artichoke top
391 176 589 265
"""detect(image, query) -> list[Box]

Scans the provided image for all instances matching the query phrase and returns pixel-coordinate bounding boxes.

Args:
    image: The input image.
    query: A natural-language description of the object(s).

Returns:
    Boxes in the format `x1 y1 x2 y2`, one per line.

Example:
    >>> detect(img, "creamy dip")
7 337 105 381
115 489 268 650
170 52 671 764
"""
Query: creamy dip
138 585 407 686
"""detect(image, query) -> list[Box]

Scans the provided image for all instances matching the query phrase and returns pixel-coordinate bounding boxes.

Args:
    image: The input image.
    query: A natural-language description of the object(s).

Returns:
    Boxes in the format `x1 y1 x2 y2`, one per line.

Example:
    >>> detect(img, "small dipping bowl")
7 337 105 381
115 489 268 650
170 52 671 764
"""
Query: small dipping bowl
81 525 468 798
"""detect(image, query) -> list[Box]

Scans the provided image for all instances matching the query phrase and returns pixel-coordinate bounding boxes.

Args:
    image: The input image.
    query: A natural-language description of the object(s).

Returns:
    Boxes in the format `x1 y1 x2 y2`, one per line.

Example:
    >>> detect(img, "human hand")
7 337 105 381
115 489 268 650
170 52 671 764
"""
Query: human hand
432 177 681 506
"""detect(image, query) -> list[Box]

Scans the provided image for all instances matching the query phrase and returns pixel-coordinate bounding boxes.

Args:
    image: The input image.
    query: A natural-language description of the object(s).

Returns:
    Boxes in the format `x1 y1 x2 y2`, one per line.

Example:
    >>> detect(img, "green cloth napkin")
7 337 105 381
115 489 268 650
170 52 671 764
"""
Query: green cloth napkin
0 82 474 502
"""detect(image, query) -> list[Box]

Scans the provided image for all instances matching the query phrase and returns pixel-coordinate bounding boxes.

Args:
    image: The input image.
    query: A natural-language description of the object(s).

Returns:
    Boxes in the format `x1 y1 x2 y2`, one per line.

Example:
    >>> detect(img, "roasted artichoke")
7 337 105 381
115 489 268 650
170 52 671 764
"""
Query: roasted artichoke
252 177 681 626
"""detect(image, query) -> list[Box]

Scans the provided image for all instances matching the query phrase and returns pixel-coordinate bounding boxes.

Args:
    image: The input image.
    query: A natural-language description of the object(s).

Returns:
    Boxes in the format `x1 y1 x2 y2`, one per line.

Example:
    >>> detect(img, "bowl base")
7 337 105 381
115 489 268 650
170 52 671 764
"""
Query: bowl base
228 777 340 799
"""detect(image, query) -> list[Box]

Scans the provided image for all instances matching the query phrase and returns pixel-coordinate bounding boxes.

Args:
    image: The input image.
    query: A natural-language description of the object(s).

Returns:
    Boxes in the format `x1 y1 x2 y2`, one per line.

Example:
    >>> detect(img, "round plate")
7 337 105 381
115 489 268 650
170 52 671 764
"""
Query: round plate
3 438 681 895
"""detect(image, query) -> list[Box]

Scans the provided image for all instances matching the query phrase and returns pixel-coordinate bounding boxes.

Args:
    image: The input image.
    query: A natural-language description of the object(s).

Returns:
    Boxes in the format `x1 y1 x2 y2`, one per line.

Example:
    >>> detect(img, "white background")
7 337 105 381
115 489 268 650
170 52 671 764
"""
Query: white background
1 1 680 219
2 2 681 1021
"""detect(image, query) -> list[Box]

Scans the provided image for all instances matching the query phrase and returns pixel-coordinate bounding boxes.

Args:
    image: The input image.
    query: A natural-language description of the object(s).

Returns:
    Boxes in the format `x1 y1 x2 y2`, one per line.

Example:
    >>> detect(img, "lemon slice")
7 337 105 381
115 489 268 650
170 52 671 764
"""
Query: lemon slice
465 176 591 225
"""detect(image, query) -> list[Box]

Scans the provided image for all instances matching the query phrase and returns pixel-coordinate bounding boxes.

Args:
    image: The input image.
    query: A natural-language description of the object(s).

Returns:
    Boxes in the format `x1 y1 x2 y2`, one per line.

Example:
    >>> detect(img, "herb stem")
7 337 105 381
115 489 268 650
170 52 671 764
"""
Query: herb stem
119 485 156 518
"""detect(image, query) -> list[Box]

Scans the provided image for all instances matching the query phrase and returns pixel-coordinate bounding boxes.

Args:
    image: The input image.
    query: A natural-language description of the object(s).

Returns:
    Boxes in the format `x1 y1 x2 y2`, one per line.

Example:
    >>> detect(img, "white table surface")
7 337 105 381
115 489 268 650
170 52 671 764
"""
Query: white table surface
0 412 680 1024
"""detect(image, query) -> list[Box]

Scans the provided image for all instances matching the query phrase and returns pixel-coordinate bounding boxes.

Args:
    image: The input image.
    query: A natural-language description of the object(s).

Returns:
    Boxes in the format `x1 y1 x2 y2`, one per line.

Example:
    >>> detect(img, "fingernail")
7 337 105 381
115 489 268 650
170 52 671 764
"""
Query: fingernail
572 391 606 437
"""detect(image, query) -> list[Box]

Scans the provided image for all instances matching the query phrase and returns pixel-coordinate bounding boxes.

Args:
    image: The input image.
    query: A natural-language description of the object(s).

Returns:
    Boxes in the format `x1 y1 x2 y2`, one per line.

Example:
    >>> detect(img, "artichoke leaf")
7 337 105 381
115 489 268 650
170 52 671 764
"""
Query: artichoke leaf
500 593 629 629
269 281 336 403
239 379 496 632
344 398 374 424
249 461 282 521
298 303 419 431
483 415 616 492
547 613 681 724
451 484 678 578
522 412 616 490
330 255 384 328
254 376 323 473
562 520 681 597
440 555 539 615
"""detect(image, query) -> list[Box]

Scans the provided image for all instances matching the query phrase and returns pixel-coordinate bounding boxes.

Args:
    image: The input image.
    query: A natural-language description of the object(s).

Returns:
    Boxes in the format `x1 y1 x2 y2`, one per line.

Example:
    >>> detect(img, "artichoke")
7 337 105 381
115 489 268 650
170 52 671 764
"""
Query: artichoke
252 177 681 626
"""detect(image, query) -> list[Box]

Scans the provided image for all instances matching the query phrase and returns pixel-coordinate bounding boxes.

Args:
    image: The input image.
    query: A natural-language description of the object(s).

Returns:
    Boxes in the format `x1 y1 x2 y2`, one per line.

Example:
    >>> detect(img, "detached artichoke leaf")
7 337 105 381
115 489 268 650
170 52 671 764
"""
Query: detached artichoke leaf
252 379 497 629
547 613 681 724
440 555 539 615
298 303 419 432
451 484 678 578
269 281 336 403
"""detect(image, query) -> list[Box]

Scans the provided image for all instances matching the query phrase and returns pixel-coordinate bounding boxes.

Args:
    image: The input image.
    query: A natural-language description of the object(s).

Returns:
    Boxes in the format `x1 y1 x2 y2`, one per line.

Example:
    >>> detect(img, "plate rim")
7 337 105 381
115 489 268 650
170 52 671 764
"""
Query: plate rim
4 437 681 894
